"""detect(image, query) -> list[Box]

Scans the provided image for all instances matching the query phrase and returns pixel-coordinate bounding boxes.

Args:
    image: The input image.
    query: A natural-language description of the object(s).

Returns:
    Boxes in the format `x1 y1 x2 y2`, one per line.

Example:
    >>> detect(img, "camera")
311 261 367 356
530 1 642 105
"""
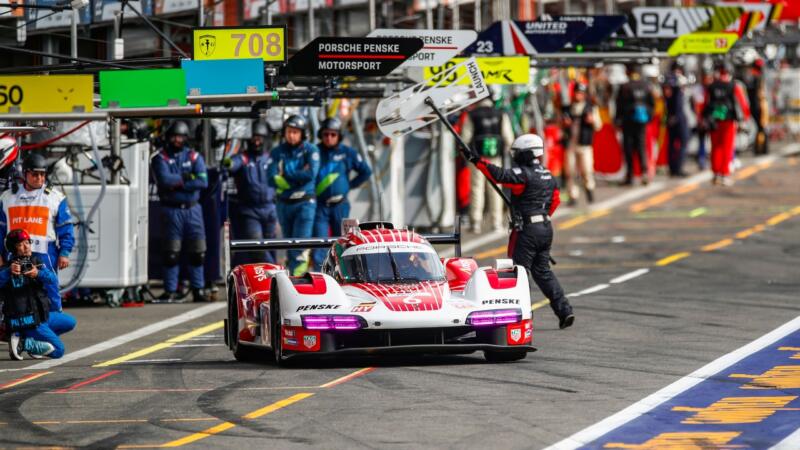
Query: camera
13 257 34 273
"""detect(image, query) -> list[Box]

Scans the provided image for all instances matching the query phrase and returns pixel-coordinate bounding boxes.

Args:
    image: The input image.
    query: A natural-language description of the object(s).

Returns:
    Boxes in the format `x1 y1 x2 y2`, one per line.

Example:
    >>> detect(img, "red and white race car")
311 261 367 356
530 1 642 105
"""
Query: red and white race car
224 220 535 364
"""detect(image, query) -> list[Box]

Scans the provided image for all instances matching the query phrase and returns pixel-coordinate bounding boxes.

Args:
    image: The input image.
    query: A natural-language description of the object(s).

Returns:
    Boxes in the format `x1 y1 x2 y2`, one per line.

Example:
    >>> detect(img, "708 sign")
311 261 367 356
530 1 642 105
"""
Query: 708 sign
193 26 286 62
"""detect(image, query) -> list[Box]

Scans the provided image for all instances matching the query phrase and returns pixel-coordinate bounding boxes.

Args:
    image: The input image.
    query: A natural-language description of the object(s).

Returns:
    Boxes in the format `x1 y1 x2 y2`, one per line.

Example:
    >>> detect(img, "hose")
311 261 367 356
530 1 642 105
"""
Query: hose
59 127 107 294
21 121 90 150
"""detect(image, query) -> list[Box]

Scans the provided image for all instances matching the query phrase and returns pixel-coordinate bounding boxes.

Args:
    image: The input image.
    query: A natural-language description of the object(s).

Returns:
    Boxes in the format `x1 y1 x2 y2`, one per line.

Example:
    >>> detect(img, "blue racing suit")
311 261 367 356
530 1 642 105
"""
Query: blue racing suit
229 149 277 265
0 184 75 307
267 140 319 275
151 145 208 292
0 257 75 358
312 143 372 268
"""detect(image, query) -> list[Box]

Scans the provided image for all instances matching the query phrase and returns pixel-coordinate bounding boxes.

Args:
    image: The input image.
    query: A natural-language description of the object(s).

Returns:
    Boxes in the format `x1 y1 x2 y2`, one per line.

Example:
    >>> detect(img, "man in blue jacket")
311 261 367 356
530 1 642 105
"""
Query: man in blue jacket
312 118 372 269
151 121 210 302
225 122 277 265
267 115 320 276
0 153 75 309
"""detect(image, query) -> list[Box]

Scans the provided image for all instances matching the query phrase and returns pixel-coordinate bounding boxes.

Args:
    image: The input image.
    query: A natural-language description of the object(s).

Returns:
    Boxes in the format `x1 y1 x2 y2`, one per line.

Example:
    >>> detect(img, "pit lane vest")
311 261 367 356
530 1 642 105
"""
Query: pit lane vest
469 106 504 157
0 186 67 256
706 80 738 122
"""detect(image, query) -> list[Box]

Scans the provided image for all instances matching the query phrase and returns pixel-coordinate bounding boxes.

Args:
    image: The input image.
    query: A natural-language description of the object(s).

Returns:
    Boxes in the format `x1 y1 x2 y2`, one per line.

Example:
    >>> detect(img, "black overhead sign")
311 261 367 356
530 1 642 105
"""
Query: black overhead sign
284 37 424 77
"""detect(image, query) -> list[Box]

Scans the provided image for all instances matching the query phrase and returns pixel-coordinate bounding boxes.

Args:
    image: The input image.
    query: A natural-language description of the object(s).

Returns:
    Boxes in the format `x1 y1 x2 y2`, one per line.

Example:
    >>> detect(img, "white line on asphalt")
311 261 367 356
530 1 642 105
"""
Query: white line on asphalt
609 268 650 284
0 303 225 372
573 284 610 296
542 314 800 450
769 426 800 450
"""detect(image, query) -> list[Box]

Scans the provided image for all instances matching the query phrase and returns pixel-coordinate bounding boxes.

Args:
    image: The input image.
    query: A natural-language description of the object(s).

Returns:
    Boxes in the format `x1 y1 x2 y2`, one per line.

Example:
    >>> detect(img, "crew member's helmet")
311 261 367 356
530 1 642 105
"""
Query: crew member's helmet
22 152 47 174
165 120 190 138
283 114 308 139
0 134 19 172
252 121 270 138
318 117 343 140
5 228 31 253
510 134 545 165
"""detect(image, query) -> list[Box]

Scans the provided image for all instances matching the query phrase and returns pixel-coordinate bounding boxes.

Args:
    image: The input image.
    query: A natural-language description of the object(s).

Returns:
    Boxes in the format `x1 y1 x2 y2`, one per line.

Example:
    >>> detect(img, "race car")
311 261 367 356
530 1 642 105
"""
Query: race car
224 220 535 365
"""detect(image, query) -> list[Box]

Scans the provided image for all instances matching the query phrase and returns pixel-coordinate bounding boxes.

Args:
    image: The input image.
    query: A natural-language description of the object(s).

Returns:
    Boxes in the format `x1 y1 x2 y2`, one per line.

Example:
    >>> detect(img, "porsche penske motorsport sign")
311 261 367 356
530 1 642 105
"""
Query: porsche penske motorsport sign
424 57 530 86
0 75 94 114
366 29 477 68
284 37 423 77
193 26 286 62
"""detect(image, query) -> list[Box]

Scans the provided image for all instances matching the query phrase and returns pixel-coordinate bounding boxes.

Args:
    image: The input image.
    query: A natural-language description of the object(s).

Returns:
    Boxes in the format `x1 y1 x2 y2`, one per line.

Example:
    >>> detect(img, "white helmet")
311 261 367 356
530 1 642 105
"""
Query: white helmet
511 134 544 163
0 134 19 172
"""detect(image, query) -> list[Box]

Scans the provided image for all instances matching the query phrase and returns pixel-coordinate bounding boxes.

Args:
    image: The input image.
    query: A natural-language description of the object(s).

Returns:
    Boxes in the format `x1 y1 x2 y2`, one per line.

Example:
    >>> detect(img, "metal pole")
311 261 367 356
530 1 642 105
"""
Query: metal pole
351 107 383 222
474 0 481 31
426 0 433 29
452 1 459 30
198 0 203 26
369 0 375 30
70 8 78 59
308 0 315 41
111 119 121 184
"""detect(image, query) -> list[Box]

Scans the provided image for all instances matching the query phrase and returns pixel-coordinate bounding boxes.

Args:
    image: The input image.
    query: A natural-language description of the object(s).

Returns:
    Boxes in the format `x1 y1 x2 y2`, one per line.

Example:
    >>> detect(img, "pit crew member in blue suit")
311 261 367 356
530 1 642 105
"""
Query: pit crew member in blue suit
311 118 372 269
224 121 277 265
151 121 210 303
267 115 320 276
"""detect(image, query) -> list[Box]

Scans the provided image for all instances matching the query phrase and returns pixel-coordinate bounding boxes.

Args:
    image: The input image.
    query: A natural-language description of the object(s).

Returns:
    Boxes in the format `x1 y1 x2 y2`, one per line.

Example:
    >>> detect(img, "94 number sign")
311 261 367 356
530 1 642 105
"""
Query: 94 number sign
193 26 286 62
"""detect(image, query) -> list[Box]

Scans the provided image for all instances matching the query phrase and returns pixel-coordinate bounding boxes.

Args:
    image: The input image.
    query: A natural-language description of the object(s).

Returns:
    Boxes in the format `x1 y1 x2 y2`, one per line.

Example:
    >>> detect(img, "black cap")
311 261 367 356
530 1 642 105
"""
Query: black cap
166 120 190 137
22 152 47 173
252 122 269 138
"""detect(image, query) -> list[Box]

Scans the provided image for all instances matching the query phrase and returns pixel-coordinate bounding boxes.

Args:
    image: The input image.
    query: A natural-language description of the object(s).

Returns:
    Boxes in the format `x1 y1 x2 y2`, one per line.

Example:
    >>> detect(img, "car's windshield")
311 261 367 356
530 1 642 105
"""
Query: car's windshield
339 245 445 283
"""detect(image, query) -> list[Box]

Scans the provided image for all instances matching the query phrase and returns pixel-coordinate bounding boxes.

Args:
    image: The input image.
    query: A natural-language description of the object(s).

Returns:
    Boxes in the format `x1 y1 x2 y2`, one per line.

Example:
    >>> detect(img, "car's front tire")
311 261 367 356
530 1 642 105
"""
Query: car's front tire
271 283 288 366
228 283 260 362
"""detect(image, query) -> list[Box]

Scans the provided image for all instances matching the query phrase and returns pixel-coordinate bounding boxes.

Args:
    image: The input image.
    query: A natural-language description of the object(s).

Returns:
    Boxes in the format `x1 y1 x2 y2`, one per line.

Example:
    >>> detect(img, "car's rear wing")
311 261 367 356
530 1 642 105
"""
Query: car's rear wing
225 220 462 274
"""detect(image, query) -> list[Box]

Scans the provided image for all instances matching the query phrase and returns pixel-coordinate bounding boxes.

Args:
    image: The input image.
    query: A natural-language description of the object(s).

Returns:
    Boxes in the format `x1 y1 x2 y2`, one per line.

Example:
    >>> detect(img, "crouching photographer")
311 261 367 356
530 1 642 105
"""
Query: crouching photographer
2 229 75 360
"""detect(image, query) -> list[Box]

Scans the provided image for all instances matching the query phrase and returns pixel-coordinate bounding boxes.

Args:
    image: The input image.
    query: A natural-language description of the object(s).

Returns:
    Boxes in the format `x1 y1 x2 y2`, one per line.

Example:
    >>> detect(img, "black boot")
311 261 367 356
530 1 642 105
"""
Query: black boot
552 301 575 330
585 188 594 203
192 288 211 303
155 291 183 304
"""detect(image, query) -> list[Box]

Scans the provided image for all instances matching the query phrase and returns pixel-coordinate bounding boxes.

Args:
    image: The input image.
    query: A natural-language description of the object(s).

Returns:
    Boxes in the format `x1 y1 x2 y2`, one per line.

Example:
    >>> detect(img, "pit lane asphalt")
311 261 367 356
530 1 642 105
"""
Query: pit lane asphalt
1 148 798 449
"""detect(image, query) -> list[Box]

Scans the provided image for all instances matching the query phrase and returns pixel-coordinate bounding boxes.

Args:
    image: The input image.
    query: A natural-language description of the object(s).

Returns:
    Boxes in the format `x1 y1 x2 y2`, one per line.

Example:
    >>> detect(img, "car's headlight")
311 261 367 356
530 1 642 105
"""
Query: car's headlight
301 315 365 330
466 309 522 326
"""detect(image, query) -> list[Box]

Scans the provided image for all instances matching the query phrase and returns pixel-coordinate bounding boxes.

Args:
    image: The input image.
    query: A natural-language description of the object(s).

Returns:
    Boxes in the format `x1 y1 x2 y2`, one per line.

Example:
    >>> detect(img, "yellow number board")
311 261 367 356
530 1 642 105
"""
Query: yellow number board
0 75 94 114
193 26 287 62
668 32 738 56
424 56 530 86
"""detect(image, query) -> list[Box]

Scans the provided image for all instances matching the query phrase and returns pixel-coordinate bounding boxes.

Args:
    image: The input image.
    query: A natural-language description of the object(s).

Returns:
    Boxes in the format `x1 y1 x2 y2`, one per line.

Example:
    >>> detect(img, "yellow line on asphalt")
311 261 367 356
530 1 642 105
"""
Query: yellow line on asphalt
766 211 794 226
164 393 313 448
735 160 773 180
656 252 691 266
701 238 734 252
735 224 766 239
531 299 549 311
558 209 610 230
95 322 224 367
0 371 52 390
318 367 375 388
474 245 507 260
